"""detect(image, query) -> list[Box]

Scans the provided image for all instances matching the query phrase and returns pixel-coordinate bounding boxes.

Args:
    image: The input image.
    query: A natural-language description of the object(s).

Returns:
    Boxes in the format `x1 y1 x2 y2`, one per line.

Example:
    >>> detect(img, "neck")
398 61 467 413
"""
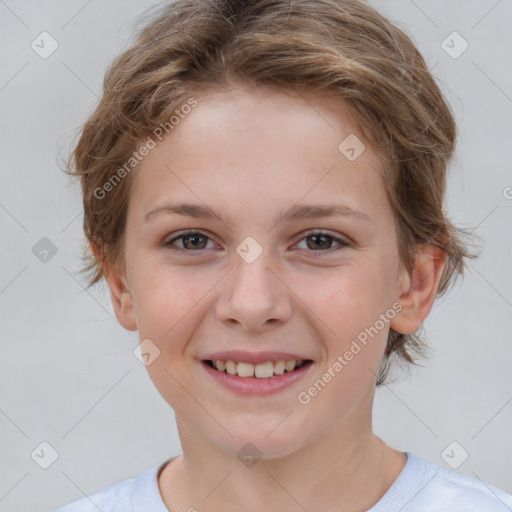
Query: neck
159 408 406 512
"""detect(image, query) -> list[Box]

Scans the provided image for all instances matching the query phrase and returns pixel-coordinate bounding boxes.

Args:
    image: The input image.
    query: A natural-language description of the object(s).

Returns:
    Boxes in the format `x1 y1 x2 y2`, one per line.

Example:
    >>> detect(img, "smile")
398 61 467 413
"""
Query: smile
201 358 314 395
205 359 309 378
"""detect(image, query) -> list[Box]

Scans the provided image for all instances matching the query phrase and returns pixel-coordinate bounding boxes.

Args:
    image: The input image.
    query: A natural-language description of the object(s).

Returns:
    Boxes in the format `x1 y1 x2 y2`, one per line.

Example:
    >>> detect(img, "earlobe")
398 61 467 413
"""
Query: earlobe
90 242 137 332
390 244 447 335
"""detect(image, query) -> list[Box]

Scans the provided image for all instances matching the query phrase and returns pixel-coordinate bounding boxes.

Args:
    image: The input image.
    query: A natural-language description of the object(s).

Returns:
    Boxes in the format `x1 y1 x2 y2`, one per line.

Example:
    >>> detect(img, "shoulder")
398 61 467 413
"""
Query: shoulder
52 480 132 512
52 463 164 512
401 452 512 511
52 475 134 512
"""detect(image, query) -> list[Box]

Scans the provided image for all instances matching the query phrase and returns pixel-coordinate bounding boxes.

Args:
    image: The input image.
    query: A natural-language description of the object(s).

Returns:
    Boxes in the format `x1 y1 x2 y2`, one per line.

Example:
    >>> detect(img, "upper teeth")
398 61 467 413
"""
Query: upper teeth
212 359 304 378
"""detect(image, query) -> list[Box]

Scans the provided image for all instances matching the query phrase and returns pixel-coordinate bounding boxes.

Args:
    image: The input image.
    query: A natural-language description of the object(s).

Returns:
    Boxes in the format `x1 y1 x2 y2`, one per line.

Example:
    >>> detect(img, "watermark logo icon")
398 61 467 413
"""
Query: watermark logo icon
236 236 263 264
338 134 366 162
32 237 58 263
31 32 59 59
237 442 262 468
441 31 469 59
133 338 161 366
31 441 59 469
441 441 469 469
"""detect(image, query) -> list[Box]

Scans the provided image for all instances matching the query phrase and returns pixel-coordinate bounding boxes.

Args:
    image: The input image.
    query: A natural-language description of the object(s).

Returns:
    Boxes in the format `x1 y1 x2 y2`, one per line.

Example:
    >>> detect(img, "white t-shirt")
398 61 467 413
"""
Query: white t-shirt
53 451 512 511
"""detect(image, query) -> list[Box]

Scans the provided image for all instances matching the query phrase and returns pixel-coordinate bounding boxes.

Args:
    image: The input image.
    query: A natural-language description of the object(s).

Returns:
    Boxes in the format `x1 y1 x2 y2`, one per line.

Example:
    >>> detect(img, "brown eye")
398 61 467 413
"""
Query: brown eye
163 229 350 256
165 231 213 251
295 231 350 254
305 234 334 250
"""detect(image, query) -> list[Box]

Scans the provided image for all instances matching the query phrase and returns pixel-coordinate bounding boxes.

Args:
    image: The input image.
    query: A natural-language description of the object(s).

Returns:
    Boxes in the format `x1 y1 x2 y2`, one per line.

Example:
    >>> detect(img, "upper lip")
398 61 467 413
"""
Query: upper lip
201 351 313 364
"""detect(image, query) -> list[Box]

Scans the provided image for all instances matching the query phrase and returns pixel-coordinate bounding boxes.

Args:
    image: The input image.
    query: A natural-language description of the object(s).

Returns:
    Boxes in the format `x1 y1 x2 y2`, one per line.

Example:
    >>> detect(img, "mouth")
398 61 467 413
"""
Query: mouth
202 358 313 379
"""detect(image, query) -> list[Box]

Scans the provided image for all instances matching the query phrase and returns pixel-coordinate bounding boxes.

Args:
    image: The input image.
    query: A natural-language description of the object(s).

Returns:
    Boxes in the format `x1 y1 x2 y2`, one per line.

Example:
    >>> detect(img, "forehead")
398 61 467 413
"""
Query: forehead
128 86 389 227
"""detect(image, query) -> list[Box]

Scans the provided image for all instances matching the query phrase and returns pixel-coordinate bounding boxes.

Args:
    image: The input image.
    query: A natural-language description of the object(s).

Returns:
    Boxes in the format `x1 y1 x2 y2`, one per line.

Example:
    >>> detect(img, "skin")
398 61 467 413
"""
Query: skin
98 85 446 512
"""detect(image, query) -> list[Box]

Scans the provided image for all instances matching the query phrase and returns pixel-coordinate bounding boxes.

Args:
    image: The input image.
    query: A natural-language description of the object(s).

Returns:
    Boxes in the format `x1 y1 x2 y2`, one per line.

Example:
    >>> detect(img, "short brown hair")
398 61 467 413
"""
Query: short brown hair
64 0 478 385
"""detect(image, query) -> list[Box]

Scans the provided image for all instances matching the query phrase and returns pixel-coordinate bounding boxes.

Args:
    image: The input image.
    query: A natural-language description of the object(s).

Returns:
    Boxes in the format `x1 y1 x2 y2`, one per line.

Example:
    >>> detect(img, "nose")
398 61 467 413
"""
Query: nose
215 251 292 332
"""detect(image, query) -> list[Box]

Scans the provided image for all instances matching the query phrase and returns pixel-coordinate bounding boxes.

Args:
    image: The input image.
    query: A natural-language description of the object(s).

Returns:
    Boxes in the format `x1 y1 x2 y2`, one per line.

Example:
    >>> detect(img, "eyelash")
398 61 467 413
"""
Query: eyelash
163 229 351 257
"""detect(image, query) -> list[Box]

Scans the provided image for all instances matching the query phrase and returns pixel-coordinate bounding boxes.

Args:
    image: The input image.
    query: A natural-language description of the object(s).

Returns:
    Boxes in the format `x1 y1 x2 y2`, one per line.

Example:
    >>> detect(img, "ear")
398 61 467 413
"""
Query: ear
90 242 137 332
390 244 447 334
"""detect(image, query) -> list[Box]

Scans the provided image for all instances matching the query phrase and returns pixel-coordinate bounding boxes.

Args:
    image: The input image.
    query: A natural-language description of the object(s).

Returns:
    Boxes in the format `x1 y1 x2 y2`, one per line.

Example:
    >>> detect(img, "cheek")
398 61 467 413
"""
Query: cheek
299 265 391 413
300 260 393 398
306 260 391 341
132 266 211 411
131 265 207 352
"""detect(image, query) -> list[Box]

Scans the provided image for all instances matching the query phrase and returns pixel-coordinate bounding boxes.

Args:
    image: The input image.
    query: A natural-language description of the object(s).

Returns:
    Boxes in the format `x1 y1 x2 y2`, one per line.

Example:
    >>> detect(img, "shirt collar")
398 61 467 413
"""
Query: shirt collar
131 459 171 511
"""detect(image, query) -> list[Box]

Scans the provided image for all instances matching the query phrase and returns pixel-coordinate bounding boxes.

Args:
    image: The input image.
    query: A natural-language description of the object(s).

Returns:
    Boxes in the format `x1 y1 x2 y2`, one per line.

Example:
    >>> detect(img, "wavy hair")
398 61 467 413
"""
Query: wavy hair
64 0 479 385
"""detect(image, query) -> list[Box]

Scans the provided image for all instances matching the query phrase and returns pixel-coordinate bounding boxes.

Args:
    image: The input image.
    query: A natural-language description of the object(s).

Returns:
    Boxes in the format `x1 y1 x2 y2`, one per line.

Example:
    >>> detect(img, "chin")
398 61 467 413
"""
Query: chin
212 417 314 461
218 436 307 463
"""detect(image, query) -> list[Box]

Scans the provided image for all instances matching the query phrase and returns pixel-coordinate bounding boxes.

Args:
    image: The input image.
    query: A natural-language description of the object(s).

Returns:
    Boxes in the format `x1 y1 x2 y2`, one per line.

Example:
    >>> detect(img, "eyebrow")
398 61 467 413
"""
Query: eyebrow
144 202 371 225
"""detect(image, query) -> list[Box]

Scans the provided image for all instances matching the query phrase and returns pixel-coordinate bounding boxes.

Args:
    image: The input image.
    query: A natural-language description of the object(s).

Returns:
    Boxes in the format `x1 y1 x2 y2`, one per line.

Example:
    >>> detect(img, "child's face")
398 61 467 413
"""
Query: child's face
109 86 412 457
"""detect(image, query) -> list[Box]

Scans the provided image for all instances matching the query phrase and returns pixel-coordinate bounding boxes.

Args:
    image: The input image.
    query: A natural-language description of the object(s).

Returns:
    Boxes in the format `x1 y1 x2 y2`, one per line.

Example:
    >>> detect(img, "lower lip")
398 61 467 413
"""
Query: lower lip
201 360 314 395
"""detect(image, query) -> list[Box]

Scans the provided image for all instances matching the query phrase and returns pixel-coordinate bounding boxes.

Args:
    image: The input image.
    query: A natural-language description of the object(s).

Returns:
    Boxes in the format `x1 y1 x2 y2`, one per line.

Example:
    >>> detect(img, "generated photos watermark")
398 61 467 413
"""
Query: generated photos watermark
297 301 403 405
93 97 198 200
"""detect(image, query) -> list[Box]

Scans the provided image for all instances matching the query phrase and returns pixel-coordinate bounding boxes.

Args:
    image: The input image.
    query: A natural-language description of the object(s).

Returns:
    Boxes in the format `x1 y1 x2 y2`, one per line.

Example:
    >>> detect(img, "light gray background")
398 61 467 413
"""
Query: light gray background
0 1 511 510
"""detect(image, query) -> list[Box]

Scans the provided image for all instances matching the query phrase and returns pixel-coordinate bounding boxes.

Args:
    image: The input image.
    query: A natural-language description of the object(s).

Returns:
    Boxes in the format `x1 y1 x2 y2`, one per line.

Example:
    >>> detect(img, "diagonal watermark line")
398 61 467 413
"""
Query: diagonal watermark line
61 369 132 439
161 161 234 234
201 471 233 502
297 91 336 131
266 471 310 511
266 164 337 234
470 265 512 309
0 472 30 503
387 387 439 438
266 410 294 438
472 61 512 104
266 266 337 336
0 407 29 439
380 377 439 438
60 208 83 233
0 0 29 28
474 204 499 229
471 471 512 510
162 365 234 438
61 265 118 321
61 0 93 29
61 471 106 512
471 397 512 439
61 61 100 99
0 265 28 295
398 471 440 511
0 61 29 93
471 0 503 30
408 0 439 29
0 202 29 232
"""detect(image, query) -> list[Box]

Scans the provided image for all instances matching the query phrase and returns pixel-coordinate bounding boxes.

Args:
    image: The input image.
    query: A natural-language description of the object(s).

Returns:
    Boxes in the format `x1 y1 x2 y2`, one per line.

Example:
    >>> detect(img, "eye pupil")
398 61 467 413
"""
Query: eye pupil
183 233 207 249
307 234 332 250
